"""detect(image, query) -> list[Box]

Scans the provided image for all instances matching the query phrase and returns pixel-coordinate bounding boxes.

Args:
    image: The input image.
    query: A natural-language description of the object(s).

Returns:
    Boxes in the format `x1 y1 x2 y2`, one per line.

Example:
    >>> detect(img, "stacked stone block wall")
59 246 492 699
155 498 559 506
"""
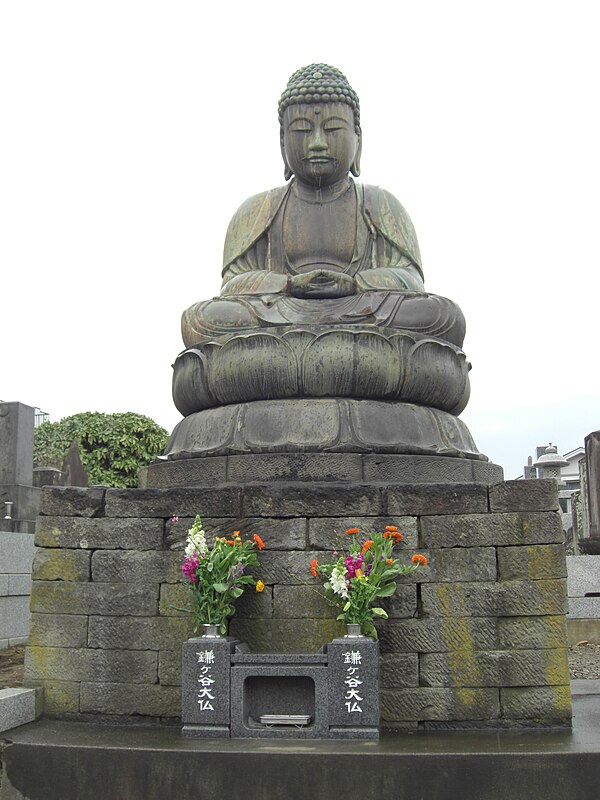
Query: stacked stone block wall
24 475 571 728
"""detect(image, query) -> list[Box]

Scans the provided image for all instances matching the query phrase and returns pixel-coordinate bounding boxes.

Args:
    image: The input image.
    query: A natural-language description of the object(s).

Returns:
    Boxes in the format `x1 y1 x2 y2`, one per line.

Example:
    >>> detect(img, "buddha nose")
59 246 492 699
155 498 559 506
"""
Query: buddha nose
308 128 327 151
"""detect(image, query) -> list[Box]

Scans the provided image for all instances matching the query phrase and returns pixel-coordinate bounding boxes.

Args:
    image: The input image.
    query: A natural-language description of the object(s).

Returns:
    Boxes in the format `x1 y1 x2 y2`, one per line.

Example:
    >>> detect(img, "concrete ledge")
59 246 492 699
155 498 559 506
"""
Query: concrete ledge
0 688 38 733
1 687 599 800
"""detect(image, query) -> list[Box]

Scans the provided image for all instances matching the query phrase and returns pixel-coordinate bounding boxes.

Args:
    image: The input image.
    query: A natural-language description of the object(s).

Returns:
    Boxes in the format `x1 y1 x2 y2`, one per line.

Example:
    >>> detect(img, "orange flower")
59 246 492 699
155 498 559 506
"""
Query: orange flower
311 558 319 578
392 532 403 543
386 558 394 565
383 531 390 539
346 527 360 535
232 530 241 537
361 540 374 553
385 525 398 532
253 534 265 550
226 539 235 546
411 554 428 567
255 580 265 592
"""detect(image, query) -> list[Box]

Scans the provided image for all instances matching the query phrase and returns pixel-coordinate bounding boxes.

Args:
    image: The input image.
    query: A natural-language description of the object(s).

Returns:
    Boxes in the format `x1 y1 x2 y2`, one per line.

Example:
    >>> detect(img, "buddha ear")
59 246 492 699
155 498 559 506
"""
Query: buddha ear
351 131 362 177
281 138 293 181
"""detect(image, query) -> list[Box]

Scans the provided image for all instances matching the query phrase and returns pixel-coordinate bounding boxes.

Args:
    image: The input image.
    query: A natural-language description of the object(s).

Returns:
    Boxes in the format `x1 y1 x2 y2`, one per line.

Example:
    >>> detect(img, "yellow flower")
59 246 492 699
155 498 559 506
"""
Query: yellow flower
355 569 363 579
255 580 265 593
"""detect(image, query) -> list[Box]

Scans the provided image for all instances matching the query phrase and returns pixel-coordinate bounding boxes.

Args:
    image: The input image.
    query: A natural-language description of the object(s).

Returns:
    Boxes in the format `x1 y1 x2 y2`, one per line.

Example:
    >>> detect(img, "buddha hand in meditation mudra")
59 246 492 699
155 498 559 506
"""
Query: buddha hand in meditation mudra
166 64 483 460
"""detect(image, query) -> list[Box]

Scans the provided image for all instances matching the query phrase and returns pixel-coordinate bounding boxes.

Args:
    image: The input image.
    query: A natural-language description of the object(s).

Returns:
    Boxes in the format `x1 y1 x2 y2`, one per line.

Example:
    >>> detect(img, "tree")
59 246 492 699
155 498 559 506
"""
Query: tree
34 411 169 488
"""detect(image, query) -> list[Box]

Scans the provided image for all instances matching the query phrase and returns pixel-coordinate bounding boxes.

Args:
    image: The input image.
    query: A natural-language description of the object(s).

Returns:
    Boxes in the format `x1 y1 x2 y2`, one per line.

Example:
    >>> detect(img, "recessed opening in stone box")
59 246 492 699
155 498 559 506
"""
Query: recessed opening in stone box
243 676 315 727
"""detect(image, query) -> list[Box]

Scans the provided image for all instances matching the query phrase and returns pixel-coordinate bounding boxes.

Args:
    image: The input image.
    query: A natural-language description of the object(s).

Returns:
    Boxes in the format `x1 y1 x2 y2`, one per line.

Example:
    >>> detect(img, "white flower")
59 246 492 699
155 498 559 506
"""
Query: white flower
185 528 207 557
330 564 349 599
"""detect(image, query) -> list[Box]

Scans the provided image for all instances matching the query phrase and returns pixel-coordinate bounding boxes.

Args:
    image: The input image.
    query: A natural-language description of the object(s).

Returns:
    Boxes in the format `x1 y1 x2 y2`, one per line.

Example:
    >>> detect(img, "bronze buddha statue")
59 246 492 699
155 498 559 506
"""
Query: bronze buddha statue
166 65 482 461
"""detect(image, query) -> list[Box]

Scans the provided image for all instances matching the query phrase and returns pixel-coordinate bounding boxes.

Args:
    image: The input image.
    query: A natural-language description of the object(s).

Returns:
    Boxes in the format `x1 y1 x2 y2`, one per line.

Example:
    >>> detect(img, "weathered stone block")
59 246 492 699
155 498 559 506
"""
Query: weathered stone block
158 650 181 685
35 517 164 550
159 583 272 620
363 455 503 484
385 484 488 516
91 551 181 583
88 616 193 650
489 479 559 512
250 550 323 585
105 487 242 518
24 646 157 683
380 653 419 687
421 512 564 548
274 586 338 618
164 516 307 551
424 547 496 583
498 545 567 581
497 615 568 649
420 648 569 687
421 580 568 617
141 456 228 488
28 613 88 648
242 484 382 517
229 617 343 653
32 549 91 581
379 618 498 654
30 581 158 616
229 453 364 483
26 680 80 714
500 685 572 722
379 585 418 619
40 486 105 517
381 687 500 722
308 516 418 549
80 682 180 717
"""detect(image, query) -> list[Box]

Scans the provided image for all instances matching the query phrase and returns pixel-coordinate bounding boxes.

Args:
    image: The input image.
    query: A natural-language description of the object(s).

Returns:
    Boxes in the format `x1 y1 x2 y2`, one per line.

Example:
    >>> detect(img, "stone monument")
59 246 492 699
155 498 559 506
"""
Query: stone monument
162 63 488 467
25 66 572 731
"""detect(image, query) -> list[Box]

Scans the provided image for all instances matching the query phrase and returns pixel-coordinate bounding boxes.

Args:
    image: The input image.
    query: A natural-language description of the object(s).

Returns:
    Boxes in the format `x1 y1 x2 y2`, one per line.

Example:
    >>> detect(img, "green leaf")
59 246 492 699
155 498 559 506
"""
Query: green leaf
375 582 397 597
372 607 388 618
212 582 228 593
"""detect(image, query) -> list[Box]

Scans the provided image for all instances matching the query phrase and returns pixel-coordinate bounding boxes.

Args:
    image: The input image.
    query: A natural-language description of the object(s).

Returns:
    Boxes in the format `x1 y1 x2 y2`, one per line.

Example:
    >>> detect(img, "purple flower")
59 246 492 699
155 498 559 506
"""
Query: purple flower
182 556 199 583
345 553 364 579
171 515 179 525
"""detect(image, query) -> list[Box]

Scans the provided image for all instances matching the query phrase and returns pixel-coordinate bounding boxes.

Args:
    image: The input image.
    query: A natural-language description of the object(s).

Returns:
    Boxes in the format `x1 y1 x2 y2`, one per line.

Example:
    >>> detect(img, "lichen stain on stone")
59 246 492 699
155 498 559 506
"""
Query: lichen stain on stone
436 584 483 689
544 648 571 687
548 684 572 715
455 686 479 711
525 545 560 581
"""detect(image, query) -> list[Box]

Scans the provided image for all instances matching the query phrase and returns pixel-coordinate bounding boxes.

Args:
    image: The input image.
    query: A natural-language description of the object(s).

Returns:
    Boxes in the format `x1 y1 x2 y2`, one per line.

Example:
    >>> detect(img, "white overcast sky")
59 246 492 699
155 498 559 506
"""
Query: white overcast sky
1 0 599 479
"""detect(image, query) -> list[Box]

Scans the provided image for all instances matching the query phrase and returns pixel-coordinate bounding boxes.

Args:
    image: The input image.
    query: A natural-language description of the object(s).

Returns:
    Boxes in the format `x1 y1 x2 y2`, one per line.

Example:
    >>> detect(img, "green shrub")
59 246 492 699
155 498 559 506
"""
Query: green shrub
34 411 169 488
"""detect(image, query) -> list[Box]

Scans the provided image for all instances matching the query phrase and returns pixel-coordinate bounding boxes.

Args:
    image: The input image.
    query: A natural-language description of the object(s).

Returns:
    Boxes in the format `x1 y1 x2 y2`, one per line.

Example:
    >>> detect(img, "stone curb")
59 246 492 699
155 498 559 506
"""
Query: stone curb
0 687 40 733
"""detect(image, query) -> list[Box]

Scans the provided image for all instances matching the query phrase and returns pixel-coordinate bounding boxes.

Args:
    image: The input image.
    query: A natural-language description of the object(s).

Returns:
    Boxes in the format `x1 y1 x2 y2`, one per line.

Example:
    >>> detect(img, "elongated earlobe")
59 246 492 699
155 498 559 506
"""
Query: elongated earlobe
351 133 362 177
284 164 293 181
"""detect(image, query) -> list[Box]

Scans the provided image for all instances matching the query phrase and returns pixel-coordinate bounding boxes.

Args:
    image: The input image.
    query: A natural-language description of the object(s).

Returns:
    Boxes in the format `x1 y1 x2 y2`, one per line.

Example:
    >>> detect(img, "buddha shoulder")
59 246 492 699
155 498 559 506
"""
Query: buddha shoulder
223 186 288 267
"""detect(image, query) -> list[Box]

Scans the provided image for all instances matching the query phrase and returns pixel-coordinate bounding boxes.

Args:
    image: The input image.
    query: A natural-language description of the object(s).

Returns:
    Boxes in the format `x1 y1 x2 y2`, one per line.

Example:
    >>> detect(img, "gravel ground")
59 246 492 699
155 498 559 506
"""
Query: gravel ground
568 641 600 679
1 643 599 688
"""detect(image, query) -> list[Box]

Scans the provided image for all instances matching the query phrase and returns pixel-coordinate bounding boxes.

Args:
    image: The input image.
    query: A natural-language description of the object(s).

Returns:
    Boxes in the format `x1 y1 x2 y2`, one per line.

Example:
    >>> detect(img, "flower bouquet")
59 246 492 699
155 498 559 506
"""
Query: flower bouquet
310 525 427 639
180 515 265 635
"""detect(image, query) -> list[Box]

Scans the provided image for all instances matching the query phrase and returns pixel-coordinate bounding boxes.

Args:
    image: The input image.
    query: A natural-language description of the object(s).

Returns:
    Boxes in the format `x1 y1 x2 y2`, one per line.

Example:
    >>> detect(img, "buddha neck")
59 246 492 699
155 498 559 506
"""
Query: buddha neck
292 176 353 204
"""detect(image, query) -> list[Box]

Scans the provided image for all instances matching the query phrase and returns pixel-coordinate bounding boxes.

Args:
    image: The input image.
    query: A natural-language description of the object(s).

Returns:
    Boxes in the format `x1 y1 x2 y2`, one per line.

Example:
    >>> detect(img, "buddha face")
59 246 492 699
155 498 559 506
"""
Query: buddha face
282 102 361 187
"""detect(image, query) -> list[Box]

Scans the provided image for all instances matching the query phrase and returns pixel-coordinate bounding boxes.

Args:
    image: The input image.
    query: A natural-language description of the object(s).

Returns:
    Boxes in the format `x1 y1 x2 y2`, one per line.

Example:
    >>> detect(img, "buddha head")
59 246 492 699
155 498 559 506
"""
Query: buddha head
278 64 362 185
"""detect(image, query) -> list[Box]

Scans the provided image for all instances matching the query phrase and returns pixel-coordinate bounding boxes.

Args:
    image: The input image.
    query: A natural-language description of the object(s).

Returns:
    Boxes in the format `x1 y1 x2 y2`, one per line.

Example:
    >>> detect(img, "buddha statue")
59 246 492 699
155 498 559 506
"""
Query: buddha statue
166 65 483 461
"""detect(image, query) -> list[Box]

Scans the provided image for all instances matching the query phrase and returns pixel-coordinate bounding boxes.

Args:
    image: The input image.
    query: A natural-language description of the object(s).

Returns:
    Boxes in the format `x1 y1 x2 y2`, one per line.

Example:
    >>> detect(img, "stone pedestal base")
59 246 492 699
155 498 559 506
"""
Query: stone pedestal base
25 474 571 729
164 398 486 460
